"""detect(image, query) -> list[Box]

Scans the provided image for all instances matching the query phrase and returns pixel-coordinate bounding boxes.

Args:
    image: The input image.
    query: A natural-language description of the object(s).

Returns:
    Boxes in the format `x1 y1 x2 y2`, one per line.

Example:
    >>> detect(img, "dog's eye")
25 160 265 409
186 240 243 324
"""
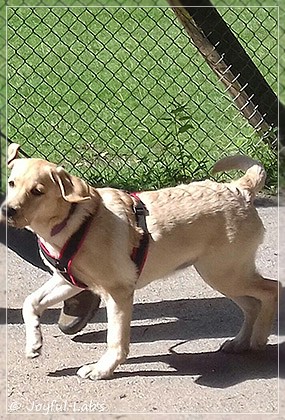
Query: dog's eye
8 180 15 188
31 187 44 196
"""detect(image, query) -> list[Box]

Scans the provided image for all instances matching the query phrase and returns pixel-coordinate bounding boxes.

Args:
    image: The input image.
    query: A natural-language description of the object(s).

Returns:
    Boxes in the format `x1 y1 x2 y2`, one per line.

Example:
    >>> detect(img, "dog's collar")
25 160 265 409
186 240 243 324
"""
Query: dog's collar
51 203 77 237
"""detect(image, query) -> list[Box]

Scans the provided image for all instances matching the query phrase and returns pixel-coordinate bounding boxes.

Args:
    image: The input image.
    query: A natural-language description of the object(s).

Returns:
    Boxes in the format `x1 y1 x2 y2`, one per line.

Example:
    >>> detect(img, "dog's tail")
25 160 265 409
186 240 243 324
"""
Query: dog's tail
212 155 266 198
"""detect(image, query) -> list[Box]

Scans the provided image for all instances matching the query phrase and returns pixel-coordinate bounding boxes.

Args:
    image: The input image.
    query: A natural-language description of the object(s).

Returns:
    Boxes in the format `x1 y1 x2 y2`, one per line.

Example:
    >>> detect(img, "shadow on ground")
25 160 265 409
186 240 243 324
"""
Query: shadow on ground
47 342 281 388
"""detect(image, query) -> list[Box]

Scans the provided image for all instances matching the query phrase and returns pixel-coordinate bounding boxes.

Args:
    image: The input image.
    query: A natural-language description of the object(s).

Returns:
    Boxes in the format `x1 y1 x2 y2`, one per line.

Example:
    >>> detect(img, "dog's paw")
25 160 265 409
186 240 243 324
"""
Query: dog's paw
26 344 42 358
220 338 250 353
77 363 112 380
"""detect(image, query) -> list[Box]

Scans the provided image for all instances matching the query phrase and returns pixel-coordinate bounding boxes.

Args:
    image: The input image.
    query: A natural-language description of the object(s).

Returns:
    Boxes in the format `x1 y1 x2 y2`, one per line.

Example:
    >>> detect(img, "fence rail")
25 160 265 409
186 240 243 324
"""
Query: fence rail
2 1 279 192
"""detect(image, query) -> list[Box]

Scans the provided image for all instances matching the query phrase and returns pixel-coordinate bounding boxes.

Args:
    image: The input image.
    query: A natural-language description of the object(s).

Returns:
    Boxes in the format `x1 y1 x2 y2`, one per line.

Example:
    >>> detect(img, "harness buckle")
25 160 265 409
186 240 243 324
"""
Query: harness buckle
134 206 146 216
54 259 62 269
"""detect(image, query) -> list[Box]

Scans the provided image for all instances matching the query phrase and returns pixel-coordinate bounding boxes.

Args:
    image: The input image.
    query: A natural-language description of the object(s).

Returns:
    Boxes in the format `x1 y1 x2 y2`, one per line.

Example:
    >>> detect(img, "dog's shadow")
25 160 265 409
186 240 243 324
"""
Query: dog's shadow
4 292 284 387
123 342 280 387
48 342 281 388
71 294 281 343
47 294 283 386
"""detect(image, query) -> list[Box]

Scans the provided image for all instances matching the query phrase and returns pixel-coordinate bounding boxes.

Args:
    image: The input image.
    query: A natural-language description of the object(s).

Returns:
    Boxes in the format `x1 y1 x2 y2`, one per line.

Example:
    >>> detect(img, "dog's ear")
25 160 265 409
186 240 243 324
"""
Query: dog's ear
50 167 92 203
7 143 21 168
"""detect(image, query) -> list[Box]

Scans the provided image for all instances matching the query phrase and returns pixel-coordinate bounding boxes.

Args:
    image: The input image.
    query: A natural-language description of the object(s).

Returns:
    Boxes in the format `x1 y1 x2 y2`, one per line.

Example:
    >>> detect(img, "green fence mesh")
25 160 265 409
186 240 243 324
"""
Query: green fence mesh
1 1 280 192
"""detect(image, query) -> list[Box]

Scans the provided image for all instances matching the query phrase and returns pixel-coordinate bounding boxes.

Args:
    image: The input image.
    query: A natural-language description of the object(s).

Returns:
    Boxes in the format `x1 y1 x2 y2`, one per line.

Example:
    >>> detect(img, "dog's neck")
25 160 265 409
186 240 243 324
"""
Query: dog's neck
33 196 100 255
50 203 77 236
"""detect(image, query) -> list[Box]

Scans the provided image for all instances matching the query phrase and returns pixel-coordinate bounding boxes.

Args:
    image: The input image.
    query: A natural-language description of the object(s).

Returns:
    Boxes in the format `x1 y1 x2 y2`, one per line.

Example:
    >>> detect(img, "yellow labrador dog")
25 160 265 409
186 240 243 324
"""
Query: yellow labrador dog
1 143 279 380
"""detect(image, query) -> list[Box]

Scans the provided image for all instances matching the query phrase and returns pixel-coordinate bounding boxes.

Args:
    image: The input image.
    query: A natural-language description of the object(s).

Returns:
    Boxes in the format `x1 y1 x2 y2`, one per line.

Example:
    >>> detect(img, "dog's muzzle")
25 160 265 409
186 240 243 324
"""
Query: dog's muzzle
1 204 17 220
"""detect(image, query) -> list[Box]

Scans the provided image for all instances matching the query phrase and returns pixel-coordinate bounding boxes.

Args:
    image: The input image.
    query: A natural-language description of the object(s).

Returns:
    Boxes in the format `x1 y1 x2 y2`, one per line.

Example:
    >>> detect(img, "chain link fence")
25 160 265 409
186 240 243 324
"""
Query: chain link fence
1 1 281 192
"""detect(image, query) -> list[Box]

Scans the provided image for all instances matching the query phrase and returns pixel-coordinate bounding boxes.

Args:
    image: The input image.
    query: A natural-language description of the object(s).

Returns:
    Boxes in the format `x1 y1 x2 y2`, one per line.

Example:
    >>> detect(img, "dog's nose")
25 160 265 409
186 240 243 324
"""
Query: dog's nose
1 205 17 218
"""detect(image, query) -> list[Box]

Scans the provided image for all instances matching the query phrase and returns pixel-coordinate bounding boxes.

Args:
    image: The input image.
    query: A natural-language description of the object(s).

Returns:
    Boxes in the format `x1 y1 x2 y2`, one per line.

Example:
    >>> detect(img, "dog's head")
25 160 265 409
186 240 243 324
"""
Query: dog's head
1 143 92 229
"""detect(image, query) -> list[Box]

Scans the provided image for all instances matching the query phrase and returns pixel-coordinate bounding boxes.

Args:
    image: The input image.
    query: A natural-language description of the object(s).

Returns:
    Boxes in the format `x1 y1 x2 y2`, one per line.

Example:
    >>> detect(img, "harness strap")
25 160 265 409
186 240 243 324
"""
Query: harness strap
39 216 93 289
39 194 150 289
130 193 150 276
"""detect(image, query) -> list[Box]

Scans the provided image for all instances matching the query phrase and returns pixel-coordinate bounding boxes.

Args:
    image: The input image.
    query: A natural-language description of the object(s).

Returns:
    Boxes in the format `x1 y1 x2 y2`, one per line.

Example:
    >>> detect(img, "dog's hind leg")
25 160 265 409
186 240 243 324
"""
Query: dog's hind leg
195 250 279 354
220 295 260 352
245 276 279 351
221 275 279 353
23 274 81 358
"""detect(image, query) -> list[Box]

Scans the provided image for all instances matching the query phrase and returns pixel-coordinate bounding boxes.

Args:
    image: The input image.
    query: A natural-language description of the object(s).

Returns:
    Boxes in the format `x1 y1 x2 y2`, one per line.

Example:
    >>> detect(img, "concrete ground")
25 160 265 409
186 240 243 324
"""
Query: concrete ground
0 198 284 418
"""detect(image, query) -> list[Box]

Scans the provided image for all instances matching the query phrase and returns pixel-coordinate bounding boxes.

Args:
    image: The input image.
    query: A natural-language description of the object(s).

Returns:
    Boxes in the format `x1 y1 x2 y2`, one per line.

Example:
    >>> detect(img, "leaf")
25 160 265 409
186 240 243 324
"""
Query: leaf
178 123 194 133
178 116 191 121
171 105 187 114
159 116 173 121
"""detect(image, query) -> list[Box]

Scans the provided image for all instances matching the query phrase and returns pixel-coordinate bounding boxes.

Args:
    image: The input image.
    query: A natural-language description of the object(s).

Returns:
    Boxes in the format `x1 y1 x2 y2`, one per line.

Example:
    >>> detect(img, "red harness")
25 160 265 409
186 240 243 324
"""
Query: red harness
38 193 149 289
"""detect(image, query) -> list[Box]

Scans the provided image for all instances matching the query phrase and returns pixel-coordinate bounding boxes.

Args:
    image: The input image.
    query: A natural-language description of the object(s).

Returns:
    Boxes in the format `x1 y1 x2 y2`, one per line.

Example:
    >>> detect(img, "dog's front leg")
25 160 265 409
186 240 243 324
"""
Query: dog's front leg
22 274 81 358
77 287 134 380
